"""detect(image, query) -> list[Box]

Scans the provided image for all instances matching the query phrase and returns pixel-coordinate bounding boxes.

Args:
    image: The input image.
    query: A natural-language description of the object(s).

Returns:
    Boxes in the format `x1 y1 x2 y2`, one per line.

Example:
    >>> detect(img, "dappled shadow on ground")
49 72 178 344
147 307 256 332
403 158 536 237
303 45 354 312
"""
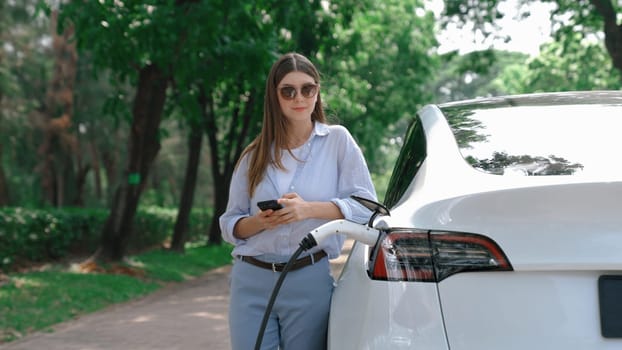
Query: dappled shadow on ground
75 261 146 277
0 241 356 350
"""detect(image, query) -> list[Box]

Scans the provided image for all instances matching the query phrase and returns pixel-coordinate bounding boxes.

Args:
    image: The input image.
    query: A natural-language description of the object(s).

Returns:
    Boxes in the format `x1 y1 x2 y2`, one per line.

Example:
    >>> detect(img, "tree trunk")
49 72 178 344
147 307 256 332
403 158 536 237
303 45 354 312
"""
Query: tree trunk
89 140 103 199
0 144 9 206
39 9 78 207
591 0 622 76
205 87 258 245
208 174 229 245
74 163 91 206
97 64 168 261
0 7 6 206
166 174 178 205
170 126 203 252
102 148 119 200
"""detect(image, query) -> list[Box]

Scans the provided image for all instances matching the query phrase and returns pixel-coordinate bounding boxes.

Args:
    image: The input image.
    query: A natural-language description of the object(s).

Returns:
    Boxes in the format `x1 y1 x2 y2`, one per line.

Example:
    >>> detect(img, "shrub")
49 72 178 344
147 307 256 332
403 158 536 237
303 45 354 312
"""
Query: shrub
0 206 213 271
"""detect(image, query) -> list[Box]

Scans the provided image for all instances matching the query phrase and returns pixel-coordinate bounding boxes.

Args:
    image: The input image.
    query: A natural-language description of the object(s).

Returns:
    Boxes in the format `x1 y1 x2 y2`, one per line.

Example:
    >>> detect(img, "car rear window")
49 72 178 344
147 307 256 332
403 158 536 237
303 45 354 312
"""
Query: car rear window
384 115 426 208
445 104 622 177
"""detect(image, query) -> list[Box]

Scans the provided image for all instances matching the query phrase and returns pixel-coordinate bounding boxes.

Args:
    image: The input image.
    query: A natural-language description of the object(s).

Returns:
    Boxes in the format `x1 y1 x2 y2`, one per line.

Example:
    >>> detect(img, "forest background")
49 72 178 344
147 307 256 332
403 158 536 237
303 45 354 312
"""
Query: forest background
1 0 621 269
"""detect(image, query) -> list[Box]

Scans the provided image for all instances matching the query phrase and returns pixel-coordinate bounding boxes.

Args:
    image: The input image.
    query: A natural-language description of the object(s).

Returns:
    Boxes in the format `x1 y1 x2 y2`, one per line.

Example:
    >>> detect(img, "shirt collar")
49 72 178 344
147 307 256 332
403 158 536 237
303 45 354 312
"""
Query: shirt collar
313 121 330 137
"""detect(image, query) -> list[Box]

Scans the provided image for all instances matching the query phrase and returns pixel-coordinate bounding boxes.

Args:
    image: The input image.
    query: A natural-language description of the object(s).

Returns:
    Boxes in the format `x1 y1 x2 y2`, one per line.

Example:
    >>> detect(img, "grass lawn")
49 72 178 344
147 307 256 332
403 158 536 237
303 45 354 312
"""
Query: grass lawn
0 242 233 344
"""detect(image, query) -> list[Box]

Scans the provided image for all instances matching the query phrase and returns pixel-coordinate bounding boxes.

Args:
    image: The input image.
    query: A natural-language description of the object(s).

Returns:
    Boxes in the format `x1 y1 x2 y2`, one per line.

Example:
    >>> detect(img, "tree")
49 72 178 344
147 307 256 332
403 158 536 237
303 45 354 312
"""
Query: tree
58 0 197 261
188 0 439 243
169 114 203 252
73 60 131 207
0 0 13 206
162 0 285 247
432 50 529 102
194 0 336 244
320 0 439 172
430 39 621 102
53 0 442 254
441 0 622 81
165 0 389 246
526 38 621 91
38 9 79 207
1 1 132 209
1 0 56 207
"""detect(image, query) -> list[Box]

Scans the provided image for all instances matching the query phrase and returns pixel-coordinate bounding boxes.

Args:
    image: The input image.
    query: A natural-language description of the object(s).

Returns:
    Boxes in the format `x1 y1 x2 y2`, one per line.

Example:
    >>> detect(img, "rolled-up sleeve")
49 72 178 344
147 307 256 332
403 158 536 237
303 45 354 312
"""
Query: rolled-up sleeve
331 126 377 224
220 123 377 258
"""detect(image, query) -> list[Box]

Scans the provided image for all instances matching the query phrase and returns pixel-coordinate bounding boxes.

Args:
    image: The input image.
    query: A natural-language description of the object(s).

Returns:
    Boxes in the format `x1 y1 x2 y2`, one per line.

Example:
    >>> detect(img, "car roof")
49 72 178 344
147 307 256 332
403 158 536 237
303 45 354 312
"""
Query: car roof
437 90 622 112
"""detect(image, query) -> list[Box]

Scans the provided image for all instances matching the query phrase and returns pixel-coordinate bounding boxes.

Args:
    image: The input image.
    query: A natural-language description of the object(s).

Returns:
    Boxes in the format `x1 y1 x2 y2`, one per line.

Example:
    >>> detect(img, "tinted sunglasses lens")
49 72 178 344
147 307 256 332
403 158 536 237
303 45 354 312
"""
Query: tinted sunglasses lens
279 86 297 100
301 84 317 98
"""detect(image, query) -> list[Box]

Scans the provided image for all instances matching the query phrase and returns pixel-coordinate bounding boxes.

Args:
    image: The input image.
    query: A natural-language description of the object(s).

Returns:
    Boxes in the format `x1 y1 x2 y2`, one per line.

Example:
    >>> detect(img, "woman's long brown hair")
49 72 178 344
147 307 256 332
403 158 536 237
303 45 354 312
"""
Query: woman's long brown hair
240 53 327 197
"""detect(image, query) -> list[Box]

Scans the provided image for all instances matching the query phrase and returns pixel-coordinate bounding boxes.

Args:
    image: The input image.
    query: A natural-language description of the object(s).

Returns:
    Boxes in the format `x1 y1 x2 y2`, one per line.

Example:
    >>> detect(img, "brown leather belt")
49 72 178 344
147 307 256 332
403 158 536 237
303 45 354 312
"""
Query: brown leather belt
238 250 327 272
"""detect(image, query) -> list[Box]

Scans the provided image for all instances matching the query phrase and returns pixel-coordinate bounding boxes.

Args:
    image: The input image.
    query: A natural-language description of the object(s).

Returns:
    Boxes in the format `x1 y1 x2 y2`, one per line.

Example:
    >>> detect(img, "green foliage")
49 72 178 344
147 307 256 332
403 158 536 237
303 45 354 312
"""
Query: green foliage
526 39 621 92
371 170 392 204
59 1 181 79
185 208 214 241
490 61 531 95
433 50 530 102
320 0 439 172
0 208 103 269
33 0 442 218
440 0 622 82
0 1 53 207
5 0 617 238
0 207 213 271
443 0 504 31
544 0 612 40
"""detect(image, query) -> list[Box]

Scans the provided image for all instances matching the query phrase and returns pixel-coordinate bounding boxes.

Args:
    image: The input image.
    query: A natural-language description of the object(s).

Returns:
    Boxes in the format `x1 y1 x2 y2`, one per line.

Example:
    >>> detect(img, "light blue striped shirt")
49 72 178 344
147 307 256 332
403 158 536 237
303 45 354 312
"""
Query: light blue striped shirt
219 122 377 260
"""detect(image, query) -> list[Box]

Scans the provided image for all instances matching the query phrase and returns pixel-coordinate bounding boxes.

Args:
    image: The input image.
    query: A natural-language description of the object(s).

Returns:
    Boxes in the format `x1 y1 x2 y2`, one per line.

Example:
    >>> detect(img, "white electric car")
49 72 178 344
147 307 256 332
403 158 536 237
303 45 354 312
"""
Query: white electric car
328 90 622 349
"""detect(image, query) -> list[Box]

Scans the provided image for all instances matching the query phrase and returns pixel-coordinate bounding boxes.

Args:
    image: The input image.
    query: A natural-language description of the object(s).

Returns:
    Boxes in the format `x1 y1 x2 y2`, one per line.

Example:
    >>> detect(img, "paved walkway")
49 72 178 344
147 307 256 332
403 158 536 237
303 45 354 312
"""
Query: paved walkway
0 241 353 350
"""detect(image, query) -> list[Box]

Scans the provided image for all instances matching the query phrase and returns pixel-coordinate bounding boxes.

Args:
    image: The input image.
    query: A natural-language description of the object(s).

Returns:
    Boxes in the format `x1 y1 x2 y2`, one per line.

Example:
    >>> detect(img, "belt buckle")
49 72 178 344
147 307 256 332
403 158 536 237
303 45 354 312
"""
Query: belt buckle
272 262 287 272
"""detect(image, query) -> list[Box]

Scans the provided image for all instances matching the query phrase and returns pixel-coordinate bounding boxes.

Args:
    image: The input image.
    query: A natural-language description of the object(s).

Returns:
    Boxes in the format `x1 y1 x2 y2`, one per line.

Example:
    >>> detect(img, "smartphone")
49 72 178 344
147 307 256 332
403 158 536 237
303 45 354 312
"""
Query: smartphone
257 199 283 211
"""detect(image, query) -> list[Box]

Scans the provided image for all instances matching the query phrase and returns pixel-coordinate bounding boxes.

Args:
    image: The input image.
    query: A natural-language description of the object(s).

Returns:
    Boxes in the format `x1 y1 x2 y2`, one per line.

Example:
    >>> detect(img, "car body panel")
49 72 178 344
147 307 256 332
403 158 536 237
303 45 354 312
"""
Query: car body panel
328 91 622 349
439 271 621 349
328 242 449 350
414 182 622 270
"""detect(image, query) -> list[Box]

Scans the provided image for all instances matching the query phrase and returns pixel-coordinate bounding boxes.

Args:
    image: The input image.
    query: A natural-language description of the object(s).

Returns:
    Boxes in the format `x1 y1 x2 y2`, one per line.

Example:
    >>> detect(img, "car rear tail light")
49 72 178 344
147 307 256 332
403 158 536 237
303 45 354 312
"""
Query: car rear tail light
369 229 513 282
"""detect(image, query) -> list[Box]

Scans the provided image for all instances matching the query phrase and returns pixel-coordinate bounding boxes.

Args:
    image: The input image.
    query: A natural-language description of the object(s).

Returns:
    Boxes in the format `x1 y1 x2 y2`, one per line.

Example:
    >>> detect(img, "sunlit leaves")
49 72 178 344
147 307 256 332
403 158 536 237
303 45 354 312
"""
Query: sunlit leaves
527 39 621 91
441 0 622 81
320 0 438 171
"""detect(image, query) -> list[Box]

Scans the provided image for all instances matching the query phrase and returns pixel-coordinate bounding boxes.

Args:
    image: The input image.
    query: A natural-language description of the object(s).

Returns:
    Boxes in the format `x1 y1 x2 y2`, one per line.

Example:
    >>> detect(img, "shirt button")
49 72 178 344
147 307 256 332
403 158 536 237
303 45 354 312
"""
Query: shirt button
291 186 295 190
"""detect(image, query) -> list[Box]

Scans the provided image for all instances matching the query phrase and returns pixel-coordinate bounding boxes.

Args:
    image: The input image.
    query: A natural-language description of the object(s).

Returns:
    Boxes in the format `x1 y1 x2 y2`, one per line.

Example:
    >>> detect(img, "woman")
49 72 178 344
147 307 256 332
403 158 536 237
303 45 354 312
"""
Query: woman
220 52 376 350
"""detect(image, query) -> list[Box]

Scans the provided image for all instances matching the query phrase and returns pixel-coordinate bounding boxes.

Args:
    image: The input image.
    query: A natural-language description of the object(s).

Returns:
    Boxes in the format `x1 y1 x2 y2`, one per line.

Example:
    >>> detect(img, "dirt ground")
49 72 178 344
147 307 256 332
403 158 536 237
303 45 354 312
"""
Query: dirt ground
0 240 353 350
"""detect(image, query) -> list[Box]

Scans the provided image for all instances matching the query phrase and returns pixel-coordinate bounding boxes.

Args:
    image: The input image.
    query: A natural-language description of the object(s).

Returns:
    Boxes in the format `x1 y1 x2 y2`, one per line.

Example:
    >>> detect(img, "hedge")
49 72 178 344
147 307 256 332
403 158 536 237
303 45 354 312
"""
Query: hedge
0 206 213 271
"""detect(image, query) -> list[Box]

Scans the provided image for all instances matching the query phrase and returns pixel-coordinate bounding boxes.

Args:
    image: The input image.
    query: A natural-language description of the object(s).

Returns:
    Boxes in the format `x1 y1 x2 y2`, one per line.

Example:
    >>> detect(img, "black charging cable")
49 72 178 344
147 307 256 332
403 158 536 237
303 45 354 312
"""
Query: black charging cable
254 234 318 350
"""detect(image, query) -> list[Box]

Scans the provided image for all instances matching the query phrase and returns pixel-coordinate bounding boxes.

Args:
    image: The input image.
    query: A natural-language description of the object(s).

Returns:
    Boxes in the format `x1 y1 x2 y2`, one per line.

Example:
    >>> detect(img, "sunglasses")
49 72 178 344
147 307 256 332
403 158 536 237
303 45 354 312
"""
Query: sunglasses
278 83 319 100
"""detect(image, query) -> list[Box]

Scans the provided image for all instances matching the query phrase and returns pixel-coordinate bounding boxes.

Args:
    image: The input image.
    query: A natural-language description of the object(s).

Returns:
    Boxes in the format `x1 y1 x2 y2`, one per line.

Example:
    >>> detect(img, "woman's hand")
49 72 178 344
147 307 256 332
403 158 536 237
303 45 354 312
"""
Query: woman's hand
255 207 283 230
232 208 283 239
270 193 310 225
248 193 344 234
